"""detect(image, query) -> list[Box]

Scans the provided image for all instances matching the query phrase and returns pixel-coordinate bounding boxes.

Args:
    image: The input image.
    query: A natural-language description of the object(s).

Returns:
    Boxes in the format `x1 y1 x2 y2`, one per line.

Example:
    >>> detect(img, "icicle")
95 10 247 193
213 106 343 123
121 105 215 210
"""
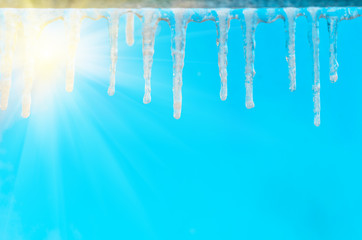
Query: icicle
328 17 338 83
64 10 81 92
216 9 230 101
0 11 18 111
171 9 189 119
107 10 120 96
126 12 134 46
141 9 160 104
308 8 321 127
284 8 297 91
22 11 41 118
242 8 257 109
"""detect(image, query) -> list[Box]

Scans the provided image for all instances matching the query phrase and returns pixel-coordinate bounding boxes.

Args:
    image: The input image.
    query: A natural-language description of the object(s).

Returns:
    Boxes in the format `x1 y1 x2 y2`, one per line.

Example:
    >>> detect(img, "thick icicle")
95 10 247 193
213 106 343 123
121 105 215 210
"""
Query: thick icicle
308 8 321 127
22 11 41 118
328 17 338 83
0 11 18 111
141 9 160 104
126 12 134 46
64 10 81 92
216 9 230 101
243 8 257 109
171 9 189 119
284 8 297 91
107 10 120 96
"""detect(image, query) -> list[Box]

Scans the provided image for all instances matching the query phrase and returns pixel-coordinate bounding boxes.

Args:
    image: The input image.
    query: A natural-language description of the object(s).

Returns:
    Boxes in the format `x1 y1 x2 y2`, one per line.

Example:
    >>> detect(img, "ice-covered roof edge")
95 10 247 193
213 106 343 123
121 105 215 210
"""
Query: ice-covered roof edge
0 0 361 8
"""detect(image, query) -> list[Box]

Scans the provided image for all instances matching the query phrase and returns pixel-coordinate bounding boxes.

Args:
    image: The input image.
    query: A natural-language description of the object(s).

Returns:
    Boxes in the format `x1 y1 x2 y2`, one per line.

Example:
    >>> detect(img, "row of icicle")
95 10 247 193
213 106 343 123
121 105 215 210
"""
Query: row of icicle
0 7 361 125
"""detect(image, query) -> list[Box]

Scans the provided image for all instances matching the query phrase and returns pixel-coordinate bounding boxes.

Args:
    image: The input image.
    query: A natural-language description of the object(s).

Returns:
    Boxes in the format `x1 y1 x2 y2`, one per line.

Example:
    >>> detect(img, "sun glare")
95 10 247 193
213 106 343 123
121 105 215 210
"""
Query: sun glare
5 17 121 119
34 22 67 81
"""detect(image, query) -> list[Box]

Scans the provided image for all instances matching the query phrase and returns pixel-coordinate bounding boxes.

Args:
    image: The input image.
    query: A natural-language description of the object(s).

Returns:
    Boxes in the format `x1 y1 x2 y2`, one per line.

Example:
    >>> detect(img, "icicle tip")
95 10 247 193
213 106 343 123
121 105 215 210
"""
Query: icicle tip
246 101 255 109
108 87 115 96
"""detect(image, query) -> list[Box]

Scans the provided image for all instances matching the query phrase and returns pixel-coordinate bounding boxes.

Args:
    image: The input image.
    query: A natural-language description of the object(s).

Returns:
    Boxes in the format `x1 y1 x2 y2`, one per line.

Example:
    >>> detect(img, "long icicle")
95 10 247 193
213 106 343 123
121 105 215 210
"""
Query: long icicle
243 8 257 109
0 11 18 111
328 16 338 83
308 8 321 127
216 9 230 101
64 9 81 92
107 10 120 96
171 9 189 119
142 9 159 104
126 12 134 46
284 8 297 91
22 11 41 118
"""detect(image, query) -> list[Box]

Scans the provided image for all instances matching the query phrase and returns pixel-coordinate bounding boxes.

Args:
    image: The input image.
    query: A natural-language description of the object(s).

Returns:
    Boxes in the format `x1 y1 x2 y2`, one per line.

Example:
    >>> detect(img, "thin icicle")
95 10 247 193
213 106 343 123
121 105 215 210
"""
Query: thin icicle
328 17 338 83
64 10 81 92
308 8 321 127
22 11 41 118
243 8 257 109
171 9 189 119
107 10 120 96
126 12 134 46
284 8 297 91
141 9 160 104
216 9 230 101
0 11 18 111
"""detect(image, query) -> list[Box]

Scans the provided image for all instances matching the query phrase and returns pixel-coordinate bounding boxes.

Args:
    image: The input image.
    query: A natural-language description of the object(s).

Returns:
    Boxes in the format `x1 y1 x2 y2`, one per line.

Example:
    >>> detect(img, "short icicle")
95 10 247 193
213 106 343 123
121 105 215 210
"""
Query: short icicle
216 9 231 101
141 9 160 104
328 16 338 83
107 10 120 96
64 9 81 92
126 12 134 46
242 8 257 109
284 8 298 91
308 8 321 127
0 11 18 111
22 11 41 118
171 9 189 119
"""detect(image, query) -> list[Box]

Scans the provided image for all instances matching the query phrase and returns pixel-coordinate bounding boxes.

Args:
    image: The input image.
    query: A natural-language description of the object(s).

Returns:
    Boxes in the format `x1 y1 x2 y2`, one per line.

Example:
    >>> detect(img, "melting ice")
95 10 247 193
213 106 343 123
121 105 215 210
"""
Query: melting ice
0 7 361 126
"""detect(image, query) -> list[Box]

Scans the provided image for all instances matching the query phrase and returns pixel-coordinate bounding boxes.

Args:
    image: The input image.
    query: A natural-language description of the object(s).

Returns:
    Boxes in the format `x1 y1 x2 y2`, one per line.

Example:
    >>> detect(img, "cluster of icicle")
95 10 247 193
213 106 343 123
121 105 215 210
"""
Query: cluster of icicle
0 8 361 125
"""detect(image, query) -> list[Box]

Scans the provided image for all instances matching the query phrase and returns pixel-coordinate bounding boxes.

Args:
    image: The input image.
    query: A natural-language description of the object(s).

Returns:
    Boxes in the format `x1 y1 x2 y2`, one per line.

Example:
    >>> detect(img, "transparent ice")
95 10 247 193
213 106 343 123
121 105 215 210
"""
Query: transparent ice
0 7 361 126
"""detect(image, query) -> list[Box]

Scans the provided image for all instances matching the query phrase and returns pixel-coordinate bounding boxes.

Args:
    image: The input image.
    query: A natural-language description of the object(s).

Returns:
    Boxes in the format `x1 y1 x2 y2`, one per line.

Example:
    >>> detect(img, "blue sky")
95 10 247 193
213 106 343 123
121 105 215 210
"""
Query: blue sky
0 9 362 240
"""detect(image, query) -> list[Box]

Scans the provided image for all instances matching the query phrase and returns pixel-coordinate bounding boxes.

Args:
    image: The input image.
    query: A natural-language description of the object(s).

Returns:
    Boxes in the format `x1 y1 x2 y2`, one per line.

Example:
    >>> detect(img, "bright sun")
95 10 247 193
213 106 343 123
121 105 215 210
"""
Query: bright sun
34 22 68 80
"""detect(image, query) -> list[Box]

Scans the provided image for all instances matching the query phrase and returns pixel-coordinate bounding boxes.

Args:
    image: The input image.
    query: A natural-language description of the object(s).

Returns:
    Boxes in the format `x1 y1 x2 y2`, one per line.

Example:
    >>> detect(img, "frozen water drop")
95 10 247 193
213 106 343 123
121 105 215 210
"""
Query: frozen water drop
126 12 134 46
328 16 339 83
171 9 190 119
243 8 257 109
216 9 230 101
0 10 18 111
107 10 119 96
284 8 298 91
142 9 160 104
64 9 81 93
21 10 41 118
308 7 321 127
